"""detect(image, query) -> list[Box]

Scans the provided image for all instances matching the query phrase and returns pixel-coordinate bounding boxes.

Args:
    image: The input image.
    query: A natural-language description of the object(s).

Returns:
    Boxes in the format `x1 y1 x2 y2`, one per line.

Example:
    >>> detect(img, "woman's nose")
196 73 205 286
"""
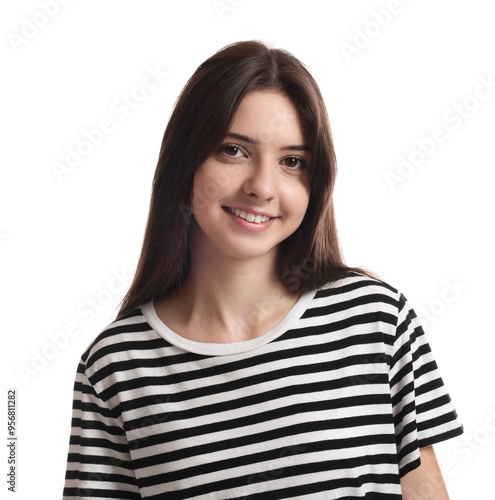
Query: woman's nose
242 158 277 201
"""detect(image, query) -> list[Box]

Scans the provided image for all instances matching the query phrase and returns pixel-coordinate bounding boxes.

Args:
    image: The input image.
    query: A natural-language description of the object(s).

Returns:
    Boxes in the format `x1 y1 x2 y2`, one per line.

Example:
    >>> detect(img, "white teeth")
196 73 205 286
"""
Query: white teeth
228 208 270 224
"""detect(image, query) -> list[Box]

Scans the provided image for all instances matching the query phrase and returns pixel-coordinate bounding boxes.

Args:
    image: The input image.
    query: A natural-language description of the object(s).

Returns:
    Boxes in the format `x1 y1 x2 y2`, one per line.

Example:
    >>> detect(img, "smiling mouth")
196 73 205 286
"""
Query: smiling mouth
225 207 272 224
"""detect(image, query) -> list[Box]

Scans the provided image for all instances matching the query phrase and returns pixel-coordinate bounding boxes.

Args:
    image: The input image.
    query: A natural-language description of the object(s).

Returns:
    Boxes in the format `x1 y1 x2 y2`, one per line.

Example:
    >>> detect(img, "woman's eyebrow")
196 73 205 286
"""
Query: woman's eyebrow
281 144 313 153
226 132 259 145
225 132 312 153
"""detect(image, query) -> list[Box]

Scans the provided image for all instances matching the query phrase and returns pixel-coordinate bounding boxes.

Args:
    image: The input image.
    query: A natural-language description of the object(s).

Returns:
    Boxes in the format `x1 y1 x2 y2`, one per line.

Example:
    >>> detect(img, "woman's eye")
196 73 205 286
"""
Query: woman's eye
220 144 244 157
283 157 306 169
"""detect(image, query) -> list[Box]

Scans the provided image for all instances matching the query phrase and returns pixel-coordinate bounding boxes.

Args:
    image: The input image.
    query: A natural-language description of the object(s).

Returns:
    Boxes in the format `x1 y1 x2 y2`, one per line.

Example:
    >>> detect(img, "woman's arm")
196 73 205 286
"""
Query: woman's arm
63 361 140 499
400 446 450 499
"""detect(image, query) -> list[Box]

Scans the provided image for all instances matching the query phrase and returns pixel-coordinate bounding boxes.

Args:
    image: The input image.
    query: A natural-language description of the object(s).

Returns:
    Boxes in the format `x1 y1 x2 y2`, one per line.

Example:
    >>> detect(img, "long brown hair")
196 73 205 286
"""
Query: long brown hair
118 40 369 319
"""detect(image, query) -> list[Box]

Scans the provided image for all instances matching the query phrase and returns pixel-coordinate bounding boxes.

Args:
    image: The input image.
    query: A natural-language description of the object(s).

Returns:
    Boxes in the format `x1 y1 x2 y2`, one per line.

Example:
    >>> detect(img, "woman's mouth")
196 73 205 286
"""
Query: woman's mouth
225 207 271 224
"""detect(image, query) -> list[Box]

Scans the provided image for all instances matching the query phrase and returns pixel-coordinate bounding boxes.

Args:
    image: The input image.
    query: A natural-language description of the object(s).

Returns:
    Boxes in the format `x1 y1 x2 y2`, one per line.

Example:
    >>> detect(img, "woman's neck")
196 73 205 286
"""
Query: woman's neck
155 239 300 344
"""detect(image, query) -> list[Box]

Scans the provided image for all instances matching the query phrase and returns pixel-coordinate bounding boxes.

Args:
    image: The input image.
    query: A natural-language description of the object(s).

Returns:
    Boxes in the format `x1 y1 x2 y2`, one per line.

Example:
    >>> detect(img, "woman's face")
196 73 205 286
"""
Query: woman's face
191 90 311 263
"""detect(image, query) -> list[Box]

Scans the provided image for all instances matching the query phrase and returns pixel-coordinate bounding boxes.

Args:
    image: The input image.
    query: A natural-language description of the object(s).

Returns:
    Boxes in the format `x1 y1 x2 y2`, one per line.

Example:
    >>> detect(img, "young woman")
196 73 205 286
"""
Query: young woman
63 41 463 499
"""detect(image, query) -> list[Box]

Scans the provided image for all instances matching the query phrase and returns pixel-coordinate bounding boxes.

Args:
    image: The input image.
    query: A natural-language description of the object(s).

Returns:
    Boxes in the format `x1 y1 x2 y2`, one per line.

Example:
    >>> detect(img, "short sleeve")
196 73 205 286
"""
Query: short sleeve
63 359 141 499
389 293 463 477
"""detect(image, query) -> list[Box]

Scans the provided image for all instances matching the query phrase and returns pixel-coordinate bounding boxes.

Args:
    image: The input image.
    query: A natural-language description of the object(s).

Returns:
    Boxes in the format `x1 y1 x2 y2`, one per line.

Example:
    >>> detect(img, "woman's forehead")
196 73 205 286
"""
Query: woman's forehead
227 91 312 150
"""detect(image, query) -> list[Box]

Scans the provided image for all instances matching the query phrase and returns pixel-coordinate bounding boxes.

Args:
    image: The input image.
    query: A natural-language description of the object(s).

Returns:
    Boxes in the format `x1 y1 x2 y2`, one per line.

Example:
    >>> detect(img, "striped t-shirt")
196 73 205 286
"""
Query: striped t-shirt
63 273 463 499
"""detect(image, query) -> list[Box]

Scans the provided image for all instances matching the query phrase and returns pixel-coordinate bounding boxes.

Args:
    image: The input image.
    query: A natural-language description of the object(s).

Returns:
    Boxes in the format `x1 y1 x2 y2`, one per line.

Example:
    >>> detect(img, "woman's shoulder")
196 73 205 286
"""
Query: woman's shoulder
307 271 406 320
305 272 412 338
79 306 153 371
317 271 400 298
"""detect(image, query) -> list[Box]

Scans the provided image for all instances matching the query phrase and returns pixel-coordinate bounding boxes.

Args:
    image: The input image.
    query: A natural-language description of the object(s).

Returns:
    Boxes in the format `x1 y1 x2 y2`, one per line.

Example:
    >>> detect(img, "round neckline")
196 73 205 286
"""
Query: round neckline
141 288 317 356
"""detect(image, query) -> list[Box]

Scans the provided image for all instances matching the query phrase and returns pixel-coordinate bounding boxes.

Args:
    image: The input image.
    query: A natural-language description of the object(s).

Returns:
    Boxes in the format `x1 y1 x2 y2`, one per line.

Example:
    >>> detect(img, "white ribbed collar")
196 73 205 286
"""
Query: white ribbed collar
141 289 317 356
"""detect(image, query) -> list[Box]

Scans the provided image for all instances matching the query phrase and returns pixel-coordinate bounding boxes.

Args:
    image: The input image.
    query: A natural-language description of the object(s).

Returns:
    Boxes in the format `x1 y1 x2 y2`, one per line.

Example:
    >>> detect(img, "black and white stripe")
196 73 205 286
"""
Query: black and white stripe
63 273 462 499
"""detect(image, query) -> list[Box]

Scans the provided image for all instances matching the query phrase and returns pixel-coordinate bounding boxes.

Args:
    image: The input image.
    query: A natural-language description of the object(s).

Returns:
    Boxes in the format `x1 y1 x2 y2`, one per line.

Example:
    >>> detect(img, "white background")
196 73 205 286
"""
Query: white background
1 0 494 498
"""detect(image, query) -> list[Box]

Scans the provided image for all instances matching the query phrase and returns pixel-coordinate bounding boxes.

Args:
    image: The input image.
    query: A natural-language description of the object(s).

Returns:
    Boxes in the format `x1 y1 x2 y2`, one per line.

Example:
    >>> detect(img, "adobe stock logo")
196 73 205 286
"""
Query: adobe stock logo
416 278 466 327
7 0 71 54
339 0 416 64
51 64 169 182
212 0 244 19
384 73 495 191
442 405 495 478
17 267 132 385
